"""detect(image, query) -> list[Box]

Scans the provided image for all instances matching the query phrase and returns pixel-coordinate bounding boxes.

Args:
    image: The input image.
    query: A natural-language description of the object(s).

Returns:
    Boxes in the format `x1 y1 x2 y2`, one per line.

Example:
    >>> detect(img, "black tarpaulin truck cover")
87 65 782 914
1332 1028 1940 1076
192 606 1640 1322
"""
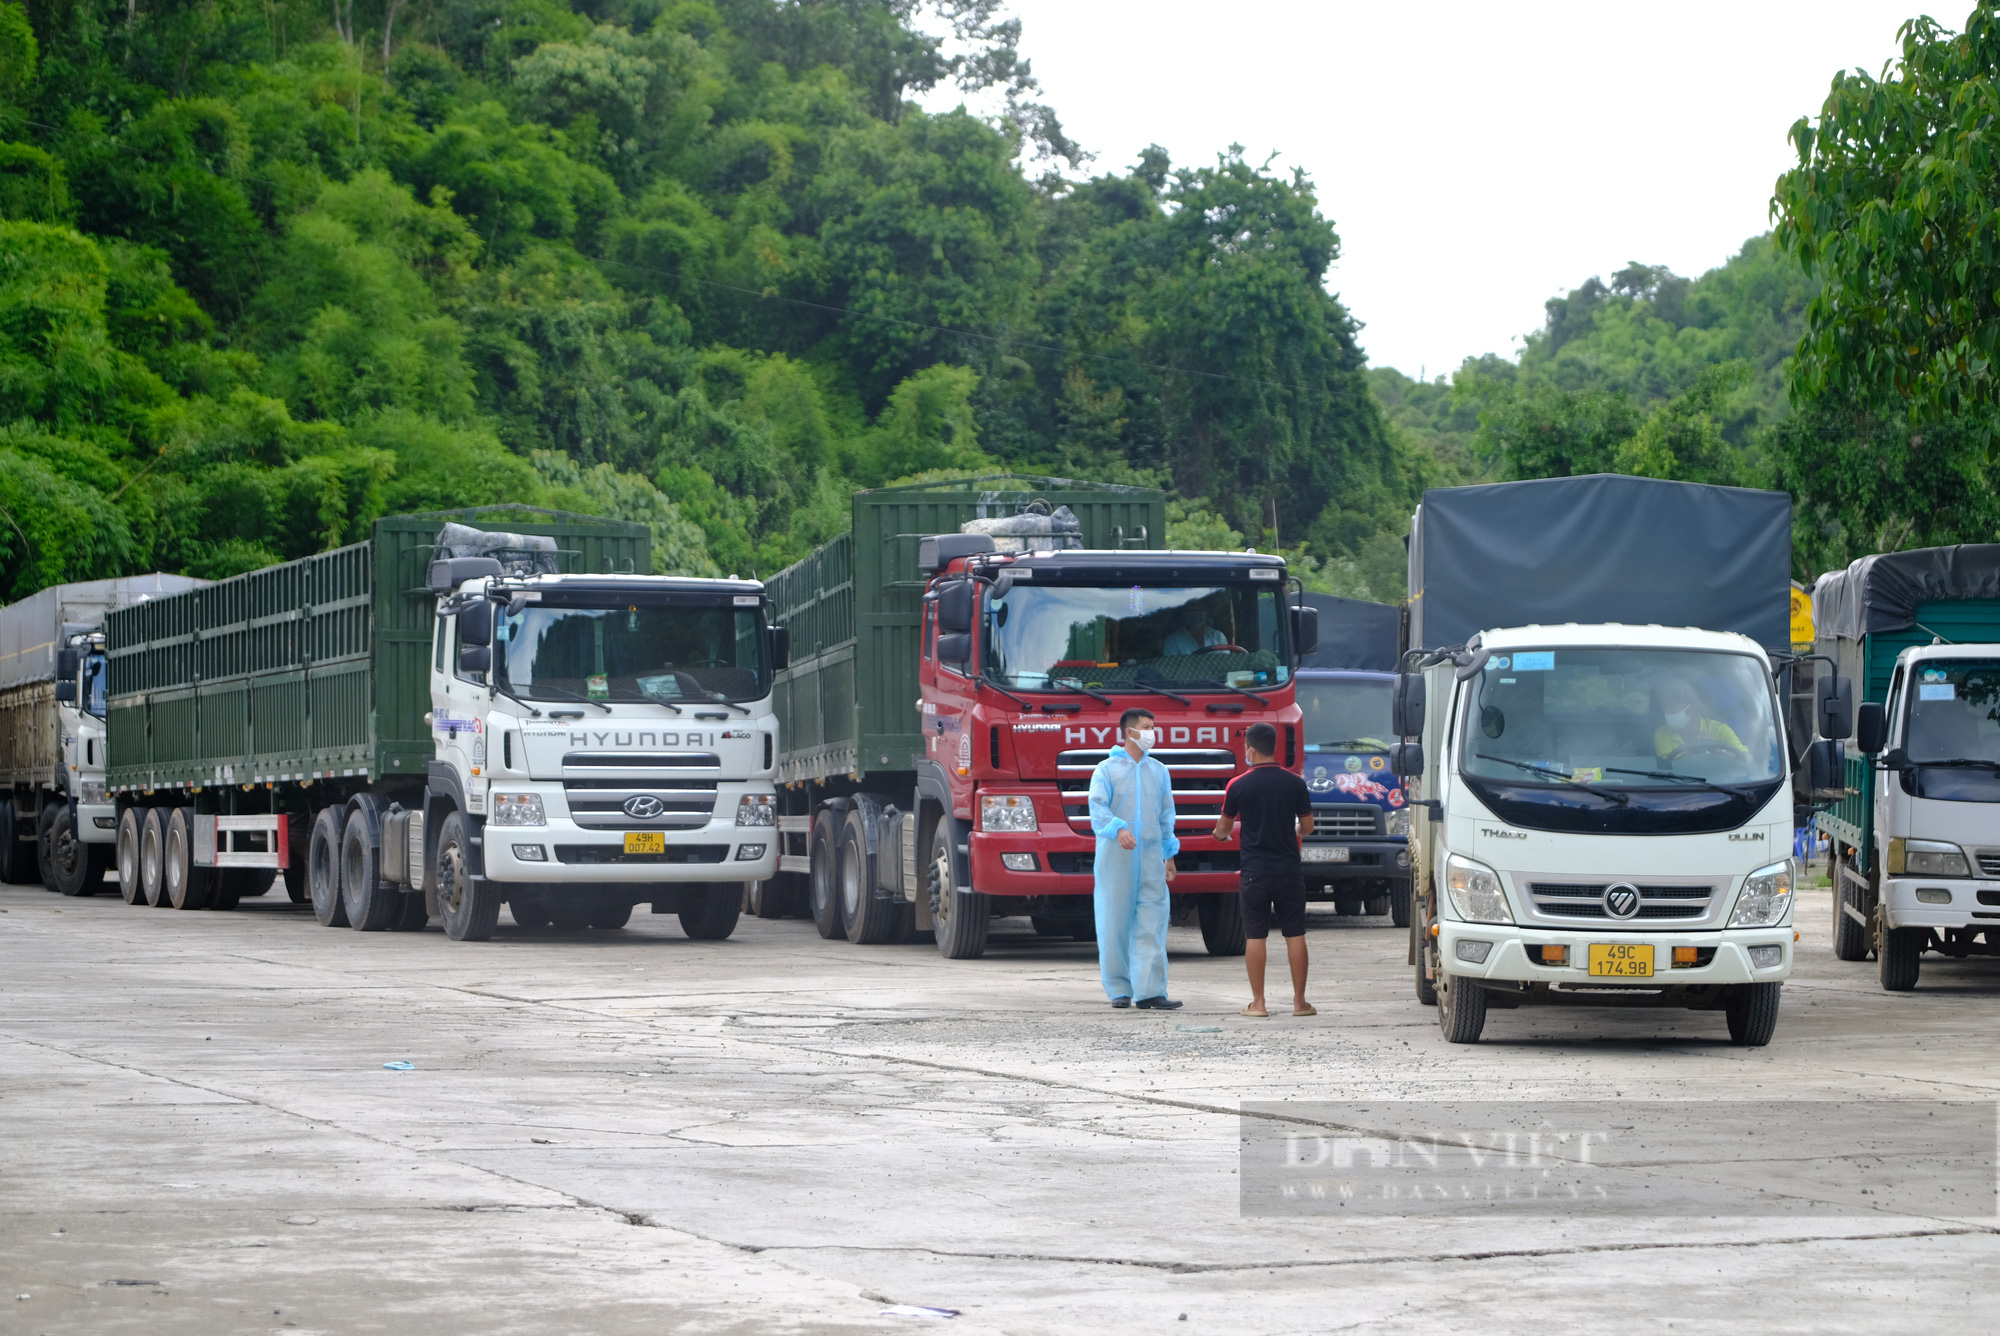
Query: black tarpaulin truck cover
1296 593 1400 671
1812 545 2000 640
1407 474 1793 652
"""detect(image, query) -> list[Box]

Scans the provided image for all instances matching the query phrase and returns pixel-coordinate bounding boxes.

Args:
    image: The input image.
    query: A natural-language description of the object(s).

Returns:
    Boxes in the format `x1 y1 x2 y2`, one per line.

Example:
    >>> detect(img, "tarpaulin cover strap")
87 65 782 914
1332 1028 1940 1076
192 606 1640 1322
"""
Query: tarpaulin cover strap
1295 593 1399 671
1408 474 1793 652
1810 546 2000 641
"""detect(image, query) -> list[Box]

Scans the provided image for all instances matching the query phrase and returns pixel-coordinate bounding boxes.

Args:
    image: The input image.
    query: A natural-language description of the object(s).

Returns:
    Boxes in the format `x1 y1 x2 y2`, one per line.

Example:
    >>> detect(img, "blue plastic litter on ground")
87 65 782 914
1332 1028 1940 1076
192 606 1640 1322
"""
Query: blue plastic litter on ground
382 1061 416 1071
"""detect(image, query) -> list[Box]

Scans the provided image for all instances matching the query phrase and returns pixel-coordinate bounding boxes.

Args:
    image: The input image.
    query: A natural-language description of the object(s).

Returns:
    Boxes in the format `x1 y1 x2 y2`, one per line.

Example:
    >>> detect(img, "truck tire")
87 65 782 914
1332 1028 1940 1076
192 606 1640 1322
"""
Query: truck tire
1724 981 1782 1046
928 819 988 960
587 895 635 930
1437 970 1487 1043
436 812 499 942
1198 893 1248 956
1413 895 1437 1007
1879 926 1924 991
140 807 167 907
747 879 784 919
1366 894 1392 917
0 798 38 885
390 891 429 931
163 807 213 910
340 804 400 932
36 801 59 891
50 807 109 897
1832 853 1870 962
509 894 552 928
1335 898 1365 916
282 815 311 903
116 807 143 903
209 869 243 912
809 809 844 939
1390 881 1411 929
546 897 595 929
308 807 349 928
680 883 741 940
842 809 900 945
229 867 277 898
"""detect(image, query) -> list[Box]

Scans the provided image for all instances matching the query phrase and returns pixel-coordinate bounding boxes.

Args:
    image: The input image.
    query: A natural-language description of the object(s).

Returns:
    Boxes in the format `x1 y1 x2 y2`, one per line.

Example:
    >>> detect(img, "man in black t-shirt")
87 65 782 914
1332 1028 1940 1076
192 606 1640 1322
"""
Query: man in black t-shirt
1215 723 1315 1017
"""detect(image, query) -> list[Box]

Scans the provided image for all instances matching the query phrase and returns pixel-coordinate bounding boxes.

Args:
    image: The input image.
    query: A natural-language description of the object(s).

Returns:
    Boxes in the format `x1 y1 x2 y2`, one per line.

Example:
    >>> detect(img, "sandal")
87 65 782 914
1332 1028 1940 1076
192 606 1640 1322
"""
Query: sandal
1239 1004 1269 1018
1292 1003 1318 1017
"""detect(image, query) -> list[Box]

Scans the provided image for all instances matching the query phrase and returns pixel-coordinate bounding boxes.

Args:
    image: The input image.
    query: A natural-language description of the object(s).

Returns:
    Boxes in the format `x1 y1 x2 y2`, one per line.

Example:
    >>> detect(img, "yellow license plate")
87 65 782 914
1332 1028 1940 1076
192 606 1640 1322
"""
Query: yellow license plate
1588 943 1654 978
624 832 665 854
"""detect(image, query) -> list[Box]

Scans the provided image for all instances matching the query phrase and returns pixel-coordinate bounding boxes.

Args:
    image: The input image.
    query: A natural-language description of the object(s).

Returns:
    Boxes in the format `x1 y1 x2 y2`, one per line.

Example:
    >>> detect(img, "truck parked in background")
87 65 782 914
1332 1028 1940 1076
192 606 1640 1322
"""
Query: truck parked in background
1293 593 1412 926
762 476 1319 960
102 509 781 941
0 575 206 894
1396 475 1839 1046
1813 546 2000 989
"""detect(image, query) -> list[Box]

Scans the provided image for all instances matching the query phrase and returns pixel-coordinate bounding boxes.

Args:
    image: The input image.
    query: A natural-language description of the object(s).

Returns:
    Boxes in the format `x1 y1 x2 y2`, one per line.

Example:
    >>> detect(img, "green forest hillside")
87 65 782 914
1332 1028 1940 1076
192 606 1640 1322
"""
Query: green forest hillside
0 0 1416 598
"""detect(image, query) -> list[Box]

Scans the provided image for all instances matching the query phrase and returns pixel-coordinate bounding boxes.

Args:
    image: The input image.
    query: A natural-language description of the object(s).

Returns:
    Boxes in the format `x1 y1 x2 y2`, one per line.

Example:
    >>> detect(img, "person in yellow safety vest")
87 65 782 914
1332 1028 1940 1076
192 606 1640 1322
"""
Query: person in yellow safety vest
1654 678 1749 765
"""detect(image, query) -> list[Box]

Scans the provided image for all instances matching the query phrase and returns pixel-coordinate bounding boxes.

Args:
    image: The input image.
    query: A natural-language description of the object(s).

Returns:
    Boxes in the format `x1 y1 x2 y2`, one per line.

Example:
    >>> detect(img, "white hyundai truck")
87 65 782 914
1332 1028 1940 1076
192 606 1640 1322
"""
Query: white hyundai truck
1396 476 1846 1045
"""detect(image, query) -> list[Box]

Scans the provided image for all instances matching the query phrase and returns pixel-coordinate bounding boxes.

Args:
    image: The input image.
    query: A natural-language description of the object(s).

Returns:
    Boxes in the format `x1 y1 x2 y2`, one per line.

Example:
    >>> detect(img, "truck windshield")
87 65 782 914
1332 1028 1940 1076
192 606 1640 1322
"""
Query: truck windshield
983 583 1291 691
82 653 106 718
1298 677 1395 753
1461 648 1784 789
494 603 769 705
1899 659 2000 801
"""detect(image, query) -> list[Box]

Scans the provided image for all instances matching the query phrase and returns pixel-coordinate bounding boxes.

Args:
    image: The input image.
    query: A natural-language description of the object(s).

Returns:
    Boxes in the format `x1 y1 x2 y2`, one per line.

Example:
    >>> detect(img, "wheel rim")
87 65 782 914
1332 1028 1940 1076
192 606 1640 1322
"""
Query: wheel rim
929 843 951 925
842 842 862 920
439 843 464 915
53 818 78 882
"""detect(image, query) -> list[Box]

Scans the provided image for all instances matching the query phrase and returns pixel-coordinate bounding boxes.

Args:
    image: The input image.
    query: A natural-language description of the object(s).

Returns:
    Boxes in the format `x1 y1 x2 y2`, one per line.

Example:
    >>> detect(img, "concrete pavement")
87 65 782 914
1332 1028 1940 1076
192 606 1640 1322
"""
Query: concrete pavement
4 881 1998 1334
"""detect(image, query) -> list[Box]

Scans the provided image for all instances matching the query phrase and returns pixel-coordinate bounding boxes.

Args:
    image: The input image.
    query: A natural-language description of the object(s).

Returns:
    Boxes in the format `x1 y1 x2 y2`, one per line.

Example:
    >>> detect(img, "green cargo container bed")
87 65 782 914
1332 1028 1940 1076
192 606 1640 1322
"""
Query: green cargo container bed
767 476 1164 785
104 508 649 794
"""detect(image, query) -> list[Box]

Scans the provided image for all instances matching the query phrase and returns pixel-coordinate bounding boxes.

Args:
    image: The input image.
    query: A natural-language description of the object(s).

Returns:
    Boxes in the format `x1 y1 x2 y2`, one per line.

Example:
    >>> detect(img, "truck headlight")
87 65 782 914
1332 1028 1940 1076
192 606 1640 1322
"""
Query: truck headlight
490 793 546 826
1729 859 1794 928
79 780 107 805
735 794 776 826
980 794 1038 832
1384 808 1411 838
1444 853 1513 924
1889 838 1969 877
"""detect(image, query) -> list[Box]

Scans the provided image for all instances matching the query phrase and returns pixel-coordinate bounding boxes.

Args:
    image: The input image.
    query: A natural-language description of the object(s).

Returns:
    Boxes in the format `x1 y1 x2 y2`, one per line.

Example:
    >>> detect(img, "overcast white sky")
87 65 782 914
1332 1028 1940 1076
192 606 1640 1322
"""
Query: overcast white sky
920 1 1933 381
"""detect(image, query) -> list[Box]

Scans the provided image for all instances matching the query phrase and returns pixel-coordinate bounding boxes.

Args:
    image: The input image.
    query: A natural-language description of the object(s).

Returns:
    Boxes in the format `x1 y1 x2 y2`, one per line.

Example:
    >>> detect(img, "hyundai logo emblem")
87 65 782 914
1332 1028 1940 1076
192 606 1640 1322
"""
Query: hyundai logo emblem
623 794 666 819
1602 882 1642 919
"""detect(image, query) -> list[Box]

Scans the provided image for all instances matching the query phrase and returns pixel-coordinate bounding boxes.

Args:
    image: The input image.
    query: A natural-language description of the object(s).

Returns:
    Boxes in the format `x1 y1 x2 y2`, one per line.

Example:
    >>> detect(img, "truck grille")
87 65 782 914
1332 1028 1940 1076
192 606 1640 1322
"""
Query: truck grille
1529 881 1714 921
1310 805 1378 839
1055 749 1238 833
561 753 720 830
1975 849 2000 877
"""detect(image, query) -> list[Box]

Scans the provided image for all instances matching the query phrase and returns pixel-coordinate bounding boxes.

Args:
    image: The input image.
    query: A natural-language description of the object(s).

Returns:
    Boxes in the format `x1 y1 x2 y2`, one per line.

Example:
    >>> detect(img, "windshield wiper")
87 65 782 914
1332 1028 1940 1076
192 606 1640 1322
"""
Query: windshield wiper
1192 681 1272 707
1115 679 1193 706
979 678 1035 711
530 684 613 714
1600 766 1764 797
493 687 542 718
700 694 752 716
1907 757 2000 770
1474 753 1628 805
1313 738 1391 754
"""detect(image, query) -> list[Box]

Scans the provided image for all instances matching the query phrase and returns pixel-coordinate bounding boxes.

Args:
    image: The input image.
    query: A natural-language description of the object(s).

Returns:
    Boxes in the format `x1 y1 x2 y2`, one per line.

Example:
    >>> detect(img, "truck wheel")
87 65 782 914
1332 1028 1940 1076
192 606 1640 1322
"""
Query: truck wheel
842 809 900 945
209 870 243 912
1413 896 1437 1007
140 808 167 907
509 894 552 928
1365 894 1392 917
116 808 143 904
546 898 594 929
390 892 429 932
747 879 784 919
1437 971 1487 1043
436 812 499 942
163 808 214 910
50 807 108 897
809 809 844 939
928 820 988 960
1832 853 1870 962
1879 926 1924 991
588 895 634 930
36 801 59 891
1390 882 1411 929
1724 982 1782 1046
1335 898 1364 916
308 807 349 928
340 806 399 932
680 883 741 940
230 867 276 899
1198 893 1248 956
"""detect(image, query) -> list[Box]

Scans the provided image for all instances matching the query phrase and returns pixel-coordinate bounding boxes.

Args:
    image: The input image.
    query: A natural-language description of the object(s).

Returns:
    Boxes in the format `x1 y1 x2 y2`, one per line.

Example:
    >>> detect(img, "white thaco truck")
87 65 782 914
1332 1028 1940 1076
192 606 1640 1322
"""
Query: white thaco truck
1394 476 1848 1045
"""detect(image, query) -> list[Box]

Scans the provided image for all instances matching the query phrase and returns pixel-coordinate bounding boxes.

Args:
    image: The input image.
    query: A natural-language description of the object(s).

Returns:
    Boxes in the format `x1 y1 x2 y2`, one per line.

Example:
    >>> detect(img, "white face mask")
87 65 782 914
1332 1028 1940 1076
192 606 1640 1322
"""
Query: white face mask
1133 728 1157 752
1663 707 1692 730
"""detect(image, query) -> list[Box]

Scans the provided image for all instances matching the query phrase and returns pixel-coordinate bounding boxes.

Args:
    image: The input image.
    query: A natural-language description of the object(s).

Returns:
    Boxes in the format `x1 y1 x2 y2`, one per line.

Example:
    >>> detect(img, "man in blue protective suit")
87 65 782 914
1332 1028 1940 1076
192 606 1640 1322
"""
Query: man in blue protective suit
1088 708 1182 1010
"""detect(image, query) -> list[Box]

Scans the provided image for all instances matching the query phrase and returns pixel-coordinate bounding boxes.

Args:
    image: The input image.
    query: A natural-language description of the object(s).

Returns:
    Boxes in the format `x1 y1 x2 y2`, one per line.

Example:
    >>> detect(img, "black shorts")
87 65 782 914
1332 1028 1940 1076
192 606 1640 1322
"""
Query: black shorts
1240 871 1307 938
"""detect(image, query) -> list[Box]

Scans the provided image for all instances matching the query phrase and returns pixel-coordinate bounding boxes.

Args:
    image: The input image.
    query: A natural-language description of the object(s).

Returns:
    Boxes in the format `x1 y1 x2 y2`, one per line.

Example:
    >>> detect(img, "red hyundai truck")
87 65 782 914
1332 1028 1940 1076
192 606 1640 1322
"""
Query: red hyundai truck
758 476 1318 959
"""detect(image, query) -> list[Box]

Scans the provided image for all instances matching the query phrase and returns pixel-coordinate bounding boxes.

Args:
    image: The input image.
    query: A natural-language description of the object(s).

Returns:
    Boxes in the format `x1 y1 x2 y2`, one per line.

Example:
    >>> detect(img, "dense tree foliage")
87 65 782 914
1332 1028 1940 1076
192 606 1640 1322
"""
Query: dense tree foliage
0 0 1405 599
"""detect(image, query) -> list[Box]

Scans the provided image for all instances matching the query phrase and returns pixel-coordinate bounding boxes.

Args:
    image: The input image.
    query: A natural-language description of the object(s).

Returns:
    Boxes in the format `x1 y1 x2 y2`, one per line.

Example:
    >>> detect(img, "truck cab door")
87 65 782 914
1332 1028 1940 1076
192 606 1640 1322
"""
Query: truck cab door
431 613 489 785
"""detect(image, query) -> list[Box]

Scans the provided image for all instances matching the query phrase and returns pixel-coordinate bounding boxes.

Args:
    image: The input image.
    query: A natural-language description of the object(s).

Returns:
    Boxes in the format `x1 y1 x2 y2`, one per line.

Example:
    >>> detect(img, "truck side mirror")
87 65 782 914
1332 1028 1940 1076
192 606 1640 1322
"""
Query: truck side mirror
1391 742 1424 778
1804 738 1845 797
1855 701 1887 755
936 580 974 635
1817 674 1853 740
1290 605 1320 655
459 600 493 648
769 625 790 672
1392 673 1425 738
55 647 79 679
457 644 491 676
936 632 972 667
53 680 76 703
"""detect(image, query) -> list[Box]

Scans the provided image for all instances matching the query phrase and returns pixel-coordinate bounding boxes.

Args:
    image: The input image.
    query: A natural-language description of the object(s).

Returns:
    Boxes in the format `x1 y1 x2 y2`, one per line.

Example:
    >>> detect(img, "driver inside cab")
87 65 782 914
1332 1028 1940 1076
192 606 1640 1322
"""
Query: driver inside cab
1654 678 1748 765
1163 604 1227 656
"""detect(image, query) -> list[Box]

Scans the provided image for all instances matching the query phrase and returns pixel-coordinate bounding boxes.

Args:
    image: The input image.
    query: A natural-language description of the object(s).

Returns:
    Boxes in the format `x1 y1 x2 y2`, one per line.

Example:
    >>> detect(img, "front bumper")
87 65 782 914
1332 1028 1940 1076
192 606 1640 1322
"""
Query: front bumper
482 813 778 884
1436 919 1794 986
77 801 118 843
1299 838 1409 885
968 827 1243 895
1881 876 2000 931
